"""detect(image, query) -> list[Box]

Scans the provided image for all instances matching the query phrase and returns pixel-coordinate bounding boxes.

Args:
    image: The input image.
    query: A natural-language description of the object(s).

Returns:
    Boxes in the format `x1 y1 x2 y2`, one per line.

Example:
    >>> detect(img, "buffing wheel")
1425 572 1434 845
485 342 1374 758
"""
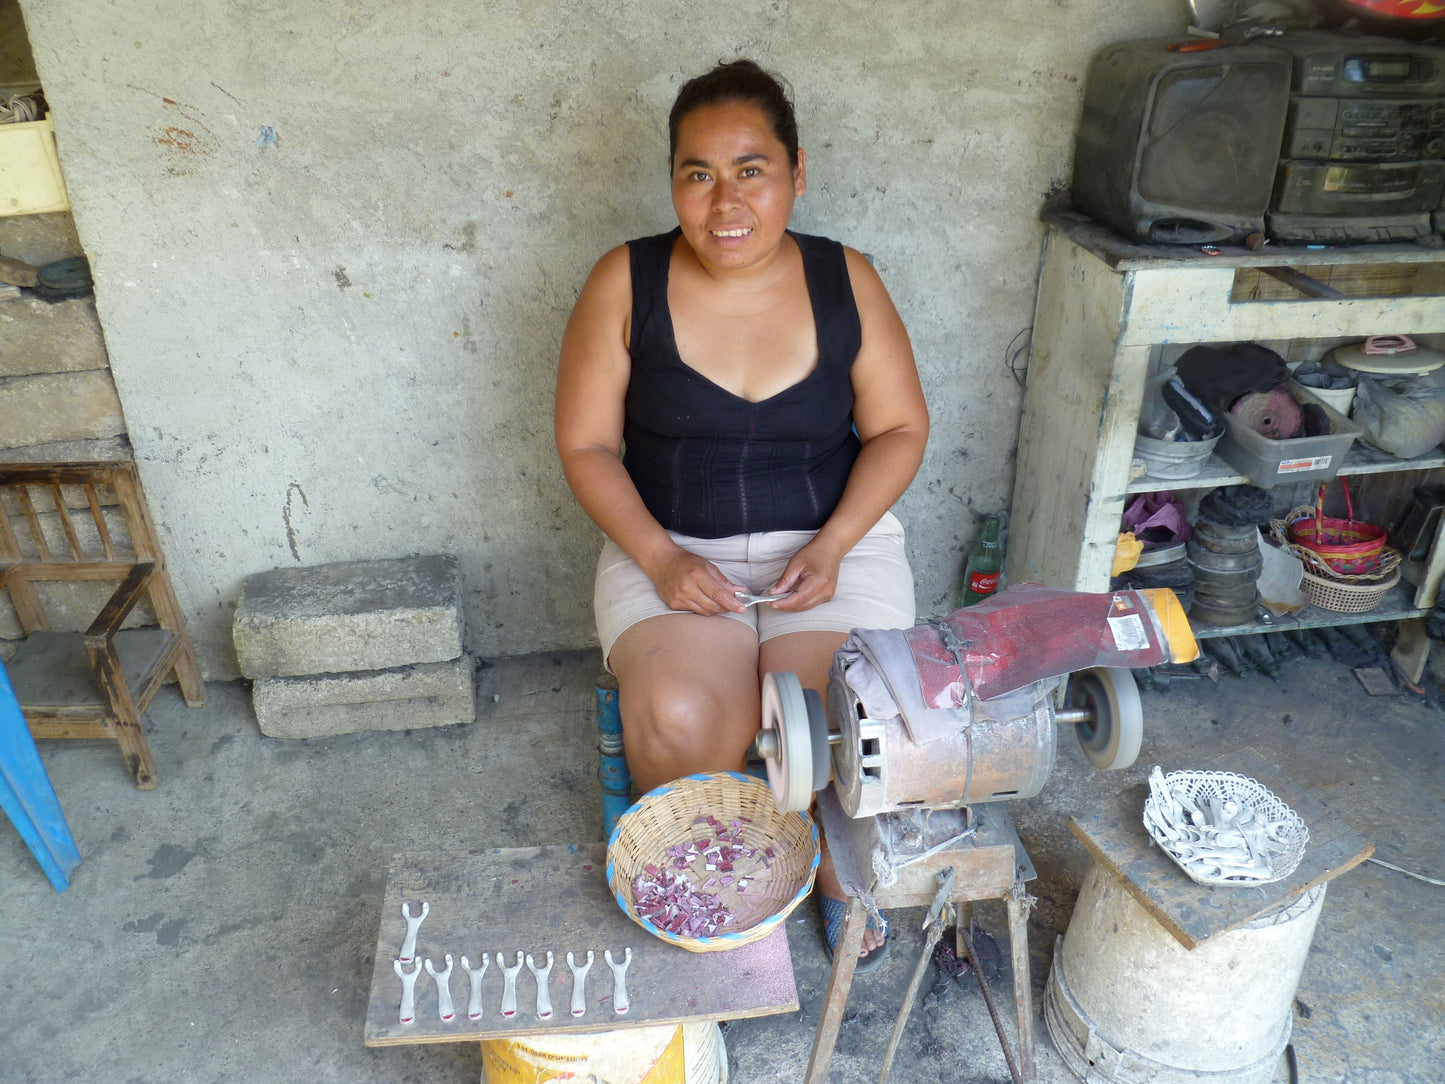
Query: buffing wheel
760 672 817 812
1068 668 1143 771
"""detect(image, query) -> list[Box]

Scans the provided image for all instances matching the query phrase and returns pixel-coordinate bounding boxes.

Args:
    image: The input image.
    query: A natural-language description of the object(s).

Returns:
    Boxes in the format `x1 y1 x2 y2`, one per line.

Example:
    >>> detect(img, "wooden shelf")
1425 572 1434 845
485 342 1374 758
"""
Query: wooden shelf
1127 443 1445 495
1007 218 1445 644
1189 579 1425 640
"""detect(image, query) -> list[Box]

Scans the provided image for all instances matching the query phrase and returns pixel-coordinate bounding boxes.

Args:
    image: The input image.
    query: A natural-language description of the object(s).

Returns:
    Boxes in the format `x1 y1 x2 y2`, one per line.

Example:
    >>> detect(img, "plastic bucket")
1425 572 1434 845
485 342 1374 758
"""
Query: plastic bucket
480 1021 725 1084
1305 383 1356 417
1044 861 1325 1083
1133 432 1222 480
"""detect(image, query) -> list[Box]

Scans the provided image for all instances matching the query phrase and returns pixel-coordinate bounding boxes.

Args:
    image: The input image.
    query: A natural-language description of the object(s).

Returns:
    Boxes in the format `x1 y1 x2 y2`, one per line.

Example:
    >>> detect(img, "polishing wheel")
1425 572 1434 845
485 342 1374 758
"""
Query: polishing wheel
757 671 830 812
1062 668 1144 771
1231 389 1303 439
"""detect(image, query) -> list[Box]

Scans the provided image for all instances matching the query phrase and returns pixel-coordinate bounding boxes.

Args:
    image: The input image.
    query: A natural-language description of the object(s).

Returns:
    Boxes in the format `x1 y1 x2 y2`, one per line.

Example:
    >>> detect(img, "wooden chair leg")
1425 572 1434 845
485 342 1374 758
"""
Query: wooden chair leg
146 581 206 707
1006 887 1037 1082
89 643 158 790
806 895 867 1084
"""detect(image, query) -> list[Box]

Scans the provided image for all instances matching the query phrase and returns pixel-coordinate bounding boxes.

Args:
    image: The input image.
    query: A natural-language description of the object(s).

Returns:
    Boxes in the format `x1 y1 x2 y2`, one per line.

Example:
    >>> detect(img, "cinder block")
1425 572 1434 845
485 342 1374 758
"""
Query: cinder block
233 554 462 678
0 298 110 376
0 370 126 447
251 656 475 738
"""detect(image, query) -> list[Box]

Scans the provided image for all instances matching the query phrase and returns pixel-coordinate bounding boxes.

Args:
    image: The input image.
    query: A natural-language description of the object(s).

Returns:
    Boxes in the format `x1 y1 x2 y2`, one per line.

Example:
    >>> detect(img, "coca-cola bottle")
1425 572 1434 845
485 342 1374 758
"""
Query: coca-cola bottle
958 514 1002 607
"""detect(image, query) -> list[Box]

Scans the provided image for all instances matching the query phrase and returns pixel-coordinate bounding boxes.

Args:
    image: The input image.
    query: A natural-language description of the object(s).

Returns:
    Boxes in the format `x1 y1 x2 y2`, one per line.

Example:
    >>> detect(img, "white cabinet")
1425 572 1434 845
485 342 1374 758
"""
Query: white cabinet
1006 214 1445 637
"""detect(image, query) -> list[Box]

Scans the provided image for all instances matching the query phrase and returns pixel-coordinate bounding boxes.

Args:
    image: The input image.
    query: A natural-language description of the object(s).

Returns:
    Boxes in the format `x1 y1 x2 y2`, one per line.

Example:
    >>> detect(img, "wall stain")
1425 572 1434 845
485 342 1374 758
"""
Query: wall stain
210 81 243 105
283 482 309 562
334 267 352 290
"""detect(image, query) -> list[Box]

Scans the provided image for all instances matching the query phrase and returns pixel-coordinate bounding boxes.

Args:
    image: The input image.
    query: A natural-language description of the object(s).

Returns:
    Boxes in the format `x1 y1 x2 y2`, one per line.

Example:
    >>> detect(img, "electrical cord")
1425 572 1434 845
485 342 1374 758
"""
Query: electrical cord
1005 326 1032 386
1367 857 1445 886
0 95 40 125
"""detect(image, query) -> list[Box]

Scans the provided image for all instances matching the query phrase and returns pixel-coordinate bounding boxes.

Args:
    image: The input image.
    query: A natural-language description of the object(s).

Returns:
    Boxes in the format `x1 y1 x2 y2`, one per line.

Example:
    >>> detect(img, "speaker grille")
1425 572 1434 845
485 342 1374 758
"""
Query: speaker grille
1138 64 1291 214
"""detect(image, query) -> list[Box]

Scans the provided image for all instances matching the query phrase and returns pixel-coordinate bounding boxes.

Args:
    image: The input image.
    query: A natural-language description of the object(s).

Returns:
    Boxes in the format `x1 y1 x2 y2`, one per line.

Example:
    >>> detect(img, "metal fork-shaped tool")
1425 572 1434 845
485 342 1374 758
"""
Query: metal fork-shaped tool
527 950 555 1019
393 957 422 1025
734 590 792 607
399 901 429 963
497 950 524 1018
460 955 489 1021
425 954 456 1021
567 950 594 1017
604 947 631 1015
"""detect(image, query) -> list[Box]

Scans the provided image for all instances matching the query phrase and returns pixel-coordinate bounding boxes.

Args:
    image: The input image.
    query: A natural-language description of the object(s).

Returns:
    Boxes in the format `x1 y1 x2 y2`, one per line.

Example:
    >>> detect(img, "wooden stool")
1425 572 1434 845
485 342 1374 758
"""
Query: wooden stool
807 790 1038 1084
0 462 205 789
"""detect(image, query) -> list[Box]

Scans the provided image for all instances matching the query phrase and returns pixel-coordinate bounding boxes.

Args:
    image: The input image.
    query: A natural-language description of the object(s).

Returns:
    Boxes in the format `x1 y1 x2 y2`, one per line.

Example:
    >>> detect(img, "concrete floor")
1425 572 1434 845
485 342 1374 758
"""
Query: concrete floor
1 646 1441 1084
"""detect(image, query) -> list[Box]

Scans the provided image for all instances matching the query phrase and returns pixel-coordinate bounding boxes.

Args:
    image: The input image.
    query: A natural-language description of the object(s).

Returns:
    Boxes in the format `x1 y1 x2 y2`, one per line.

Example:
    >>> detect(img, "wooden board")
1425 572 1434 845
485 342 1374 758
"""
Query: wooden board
816 790 1032 907
1068 748 1373 950
363 844 799 1047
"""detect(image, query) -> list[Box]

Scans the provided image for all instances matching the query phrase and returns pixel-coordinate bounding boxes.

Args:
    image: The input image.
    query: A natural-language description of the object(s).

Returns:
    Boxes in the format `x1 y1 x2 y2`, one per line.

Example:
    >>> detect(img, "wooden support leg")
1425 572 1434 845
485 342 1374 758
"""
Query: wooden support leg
805 895 866 1084
147 581 206 707
1391 616 1430 686
88 643 158 790
1006 887 1036 1083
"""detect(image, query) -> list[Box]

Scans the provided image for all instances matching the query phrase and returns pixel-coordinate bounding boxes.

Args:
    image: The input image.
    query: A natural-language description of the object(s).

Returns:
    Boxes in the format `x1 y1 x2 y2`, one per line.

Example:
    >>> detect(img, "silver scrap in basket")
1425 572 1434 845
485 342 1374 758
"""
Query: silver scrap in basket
1143 766 1308 886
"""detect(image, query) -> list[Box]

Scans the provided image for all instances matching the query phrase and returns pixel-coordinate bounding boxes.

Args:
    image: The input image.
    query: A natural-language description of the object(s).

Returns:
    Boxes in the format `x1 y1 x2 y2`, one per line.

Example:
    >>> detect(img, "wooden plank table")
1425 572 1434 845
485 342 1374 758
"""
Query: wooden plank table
1068 748 1373 950
364 843 799 1046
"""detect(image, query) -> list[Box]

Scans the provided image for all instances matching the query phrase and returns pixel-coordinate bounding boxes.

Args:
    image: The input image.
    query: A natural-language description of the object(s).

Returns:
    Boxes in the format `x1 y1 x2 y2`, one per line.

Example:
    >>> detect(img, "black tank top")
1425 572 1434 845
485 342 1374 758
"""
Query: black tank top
623 229 862 538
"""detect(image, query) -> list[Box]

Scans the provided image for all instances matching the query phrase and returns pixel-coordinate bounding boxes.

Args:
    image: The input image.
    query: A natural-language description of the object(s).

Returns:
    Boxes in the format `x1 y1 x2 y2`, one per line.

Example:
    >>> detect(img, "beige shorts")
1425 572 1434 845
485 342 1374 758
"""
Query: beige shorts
594 511 916 666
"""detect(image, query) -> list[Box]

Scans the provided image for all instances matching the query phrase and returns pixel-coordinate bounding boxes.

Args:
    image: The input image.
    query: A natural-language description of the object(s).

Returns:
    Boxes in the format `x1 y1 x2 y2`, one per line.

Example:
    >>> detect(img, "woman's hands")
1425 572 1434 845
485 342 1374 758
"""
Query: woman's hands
764 535 845 612
647 547 748 615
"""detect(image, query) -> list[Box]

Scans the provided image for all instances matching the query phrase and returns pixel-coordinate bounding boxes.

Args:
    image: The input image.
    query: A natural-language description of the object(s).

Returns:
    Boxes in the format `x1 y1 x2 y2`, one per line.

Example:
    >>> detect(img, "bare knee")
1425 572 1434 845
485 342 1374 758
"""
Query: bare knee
621 677 755 791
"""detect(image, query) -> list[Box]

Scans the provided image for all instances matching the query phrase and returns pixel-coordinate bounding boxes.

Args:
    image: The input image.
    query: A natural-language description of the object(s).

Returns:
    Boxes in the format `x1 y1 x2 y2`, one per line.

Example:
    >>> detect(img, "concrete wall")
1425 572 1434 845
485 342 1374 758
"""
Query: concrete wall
14 0 1185 678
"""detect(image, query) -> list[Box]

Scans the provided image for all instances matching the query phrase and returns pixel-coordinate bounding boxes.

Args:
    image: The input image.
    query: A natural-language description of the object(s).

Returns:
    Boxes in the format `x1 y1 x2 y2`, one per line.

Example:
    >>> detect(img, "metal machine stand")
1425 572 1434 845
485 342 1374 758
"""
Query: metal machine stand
806 789 1037 1084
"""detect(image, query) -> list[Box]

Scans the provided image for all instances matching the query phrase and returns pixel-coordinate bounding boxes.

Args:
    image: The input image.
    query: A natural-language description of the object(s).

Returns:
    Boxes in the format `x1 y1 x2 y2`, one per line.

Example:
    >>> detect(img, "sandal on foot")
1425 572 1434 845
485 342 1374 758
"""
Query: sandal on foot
819 893 890 974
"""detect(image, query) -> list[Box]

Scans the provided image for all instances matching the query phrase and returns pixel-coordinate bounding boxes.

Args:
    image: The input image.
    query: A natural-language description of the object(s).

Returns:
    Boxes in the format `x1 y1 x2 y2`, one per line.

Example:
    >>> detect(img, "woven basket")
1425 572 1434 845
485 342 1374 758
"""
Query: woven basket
1286 478 1387 575
606 771 819 953
1143 769 1308 887
1300 564 1401 613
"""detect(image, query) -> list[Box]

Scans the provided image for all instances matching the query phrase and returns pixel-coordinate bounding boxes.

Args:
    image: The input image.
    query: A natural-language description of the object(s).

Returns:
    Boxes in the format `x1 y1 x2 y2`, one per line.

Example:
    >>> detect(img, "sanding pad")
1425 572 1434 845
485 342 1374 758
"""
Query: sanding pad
1231 388 1303 439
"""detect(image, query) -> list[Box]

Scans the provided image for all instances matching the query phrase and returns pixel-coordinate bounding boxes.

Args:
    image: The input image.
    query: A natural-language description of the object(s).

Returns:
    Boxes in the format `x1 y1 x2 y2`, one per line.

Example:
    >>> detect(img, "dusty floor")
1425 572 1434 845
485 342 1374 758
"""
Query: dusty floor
1 644 1441 1084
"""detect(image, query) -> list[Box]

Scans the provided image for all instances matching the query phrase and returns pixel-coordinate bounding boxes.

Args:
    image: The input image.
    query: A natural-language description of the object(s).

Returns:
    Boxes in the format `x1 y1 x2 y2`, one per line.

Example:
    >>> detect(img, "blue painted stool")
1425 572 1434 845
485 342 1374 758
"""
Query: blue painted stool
0 659 82 892
596 674 632 839
596 674 769 839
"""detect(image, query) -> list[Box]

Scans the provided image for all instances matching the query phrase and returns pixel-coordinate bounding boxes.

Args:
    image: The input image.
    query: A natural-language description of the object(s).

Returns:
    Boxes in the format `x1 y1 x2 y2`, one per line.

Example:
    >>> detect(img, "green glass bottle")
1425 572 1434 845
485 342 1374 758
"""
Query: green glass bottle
959 514 1003 607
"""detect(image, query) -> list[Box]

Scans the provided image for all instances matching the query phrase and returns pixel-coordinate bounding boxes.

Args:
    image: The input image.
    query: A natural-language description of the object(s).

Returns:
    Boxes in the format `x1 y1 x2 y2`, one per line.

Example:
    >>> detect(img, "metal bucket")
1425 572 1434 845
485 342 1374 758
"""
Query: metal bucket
1133 432 1222 480
1044 861 1325 1083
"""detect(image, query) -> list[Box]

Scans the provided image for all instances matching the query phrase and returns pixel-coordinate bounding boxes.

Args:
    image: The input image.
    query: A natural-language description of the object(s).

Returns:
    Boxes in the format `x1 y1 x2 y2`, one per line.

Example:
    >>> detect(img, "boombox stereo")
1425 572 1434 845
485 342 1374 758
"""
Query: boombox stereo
1072 32 1445 245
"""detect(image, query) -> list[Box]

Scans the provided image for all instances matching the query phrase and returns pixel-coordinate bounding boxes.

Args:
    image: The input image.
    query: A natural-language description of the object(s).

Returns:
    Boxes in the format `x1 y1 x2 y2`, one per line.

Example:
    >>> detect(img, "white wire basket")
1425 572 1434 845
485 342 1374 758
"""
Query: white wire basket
1142 768 1309 887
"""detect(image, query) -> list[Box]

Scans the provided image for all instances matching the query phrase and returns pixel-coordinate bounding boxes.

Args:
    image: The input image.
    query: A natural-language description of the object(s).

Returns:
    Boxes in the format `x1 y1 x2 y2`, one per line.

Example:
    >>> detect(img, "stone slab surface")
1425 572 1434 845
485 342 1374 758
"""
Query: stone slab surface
233 554 462 678
251 655 475 738
0 370 126 447
0 297 110 376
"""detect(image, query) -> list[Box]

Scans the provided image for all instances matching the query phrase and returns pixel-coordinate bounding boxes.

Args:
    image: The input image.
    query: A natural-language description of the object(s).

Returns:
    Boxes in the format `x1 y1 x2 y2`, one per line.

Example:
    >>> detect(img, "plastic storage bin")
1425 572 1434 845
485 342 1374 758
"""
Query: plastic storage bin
0 116 70 217
1216 383 1360 488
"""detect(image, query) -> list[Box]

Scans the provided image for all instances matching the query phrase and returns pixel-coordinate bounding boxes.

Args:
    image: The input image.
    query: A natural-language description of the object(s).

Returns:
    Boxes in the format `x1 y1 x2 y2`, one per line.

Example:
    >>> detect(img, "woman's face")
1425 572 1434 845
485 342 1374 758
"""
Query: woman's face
670 99 806 274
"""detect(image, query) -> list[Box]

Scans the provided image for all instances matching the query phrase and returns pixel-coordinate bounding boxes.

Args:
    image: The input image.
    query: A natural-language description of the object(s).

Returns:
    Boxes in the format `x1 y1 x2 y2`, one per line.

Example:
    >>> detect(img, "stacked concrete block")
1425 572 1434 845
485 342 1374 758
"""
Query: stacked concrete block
0 212 128 459
234 554 474 738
